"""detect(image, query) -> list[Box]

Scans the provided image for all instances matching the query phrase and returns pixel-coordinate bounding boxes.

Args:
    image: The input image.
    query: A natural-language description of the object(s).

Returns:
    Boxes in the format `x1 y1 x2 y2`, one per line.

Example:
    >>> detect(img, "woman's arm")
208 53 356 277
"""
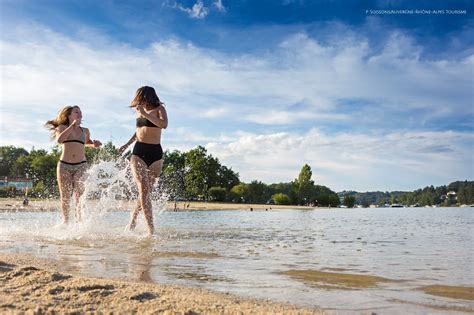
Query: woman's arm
137 105 168 129
119 133 137 154
84 128 102 148
55 122 76 143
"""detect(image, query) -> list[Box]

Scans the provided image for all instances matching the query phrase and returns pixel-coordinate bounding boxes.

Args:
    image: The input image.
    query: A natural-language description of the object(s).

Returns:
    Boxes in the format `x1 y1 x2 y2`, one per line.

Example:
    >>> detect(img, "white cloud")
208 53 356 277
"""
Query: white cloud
167 0 209 19
205 129 474 191
200 107 229 118
0 23 472 190
213 0 226 12
245 110 349 125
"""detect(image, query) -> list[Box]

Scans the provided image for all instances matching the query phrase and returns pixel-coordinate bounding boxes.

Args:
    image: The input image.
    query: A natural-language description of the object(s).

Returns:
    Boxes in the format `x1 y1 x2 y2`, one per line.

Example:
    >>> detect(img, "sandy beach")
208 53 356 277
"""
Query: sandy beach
0 198 315 212
0 253 322 314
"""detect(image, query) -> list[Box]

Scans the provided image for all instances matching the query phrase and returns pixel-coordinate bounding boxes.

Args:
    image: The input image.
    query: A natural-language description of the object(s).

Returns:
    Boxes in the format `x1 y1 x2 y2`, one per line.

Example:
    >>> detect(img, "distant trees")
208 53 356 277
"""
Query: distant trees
0 146 28 177
457 182 474 204
2 144 341 205
343 195 356 208
342 181 474 207
272 193 291 205
162 146 239 201
7 144 471 207
208 187 227 202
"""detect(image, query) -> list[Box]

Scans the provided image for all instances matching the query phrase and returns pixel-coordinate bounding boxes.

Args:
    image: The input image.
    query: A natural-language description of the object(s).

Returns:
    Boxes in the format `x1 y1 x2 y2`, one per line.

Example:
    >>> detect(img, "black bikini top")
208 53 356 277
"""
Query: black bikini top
136 117 159 128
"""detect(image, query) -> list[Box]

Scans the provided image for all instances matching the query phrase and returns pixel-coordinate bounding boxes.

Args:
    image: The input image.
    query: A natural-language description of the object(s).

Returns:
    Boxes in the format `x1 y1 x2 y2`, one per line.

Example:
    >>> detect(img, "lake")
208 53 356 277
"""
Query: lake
0 207 472 314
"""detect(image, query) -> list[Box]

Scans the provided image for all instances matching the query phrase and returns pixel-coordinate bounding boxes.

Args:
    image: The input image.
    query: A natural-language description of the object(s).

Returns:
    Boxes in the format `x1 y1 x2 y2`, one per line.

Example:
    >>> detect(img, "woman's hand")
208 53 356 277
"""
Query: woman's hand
118 144 128 154
136 105 146 116
71 119 81 127
92 140 102 148
119 133 136 154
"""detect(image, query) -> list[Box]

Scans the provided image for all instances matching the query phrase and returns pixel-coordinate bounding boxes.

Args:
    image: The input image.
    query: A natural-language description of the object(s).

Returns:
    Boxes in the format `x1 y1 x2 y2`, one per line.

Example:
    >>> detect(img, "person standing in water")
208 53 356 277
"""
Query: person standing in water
45 106 102 224
119 86 168 235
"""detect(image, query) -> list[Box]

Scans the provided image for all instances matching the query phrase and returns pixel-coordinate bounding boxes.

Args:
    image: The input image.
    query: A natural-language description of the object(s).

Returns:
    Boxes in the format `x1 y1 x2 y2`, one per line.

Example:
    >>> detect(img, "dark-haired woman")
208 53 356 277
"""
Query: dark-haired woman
119 86 168 235
45 105 102 224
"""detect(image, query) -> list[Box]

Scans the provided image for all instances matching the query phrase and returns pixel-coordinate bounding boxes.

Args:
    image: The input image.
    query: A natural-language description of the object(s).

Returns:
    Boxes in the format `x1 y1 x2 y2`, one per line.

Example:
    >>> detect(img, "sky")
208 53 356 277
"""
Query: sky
0 0 473 192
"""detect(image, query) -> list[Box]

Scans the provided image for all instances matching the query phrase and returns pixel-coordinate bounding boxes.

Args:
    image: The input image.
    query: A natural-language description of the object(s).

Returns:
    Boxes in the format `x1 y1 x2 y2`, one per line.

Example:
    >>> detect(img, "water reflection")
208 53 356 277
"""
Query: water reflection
128 239 154 282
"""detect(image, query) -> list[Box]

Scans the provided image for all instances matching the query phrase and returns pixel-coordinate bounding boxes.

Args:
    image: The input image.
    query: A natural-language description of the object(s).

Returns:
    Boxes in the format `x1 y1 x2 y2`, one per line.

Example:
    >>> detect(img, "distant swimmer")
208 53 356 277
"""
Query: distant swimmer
119 86 168 236
45 105 102 224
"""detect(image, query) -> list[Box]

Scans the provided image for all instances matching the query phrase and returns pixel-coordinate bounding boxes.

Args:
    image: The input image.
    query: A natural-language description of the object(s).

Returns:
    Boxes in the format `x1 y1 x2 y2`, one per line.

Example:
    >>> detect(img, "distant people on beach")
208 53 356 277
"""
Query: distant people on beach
119 86 168 236
45 105 102 224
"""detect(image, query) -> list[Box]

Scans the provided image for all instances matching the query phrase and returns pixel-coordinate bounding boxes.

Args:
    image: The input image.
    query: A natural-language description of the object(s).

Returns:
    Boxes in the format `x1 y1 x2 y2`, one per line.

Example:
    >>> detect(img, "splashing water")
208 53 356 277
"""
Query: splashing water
77 157 169 235
1 157 170 241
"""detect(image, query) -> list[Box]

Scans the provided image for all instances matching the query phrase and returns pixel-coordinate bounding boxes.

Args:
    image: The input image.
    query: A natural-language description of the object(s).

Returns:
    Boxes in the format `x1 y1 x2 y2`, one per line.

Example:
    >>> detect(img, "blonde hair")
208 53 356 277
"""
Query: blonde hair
44 105 79 139
131 86 164 110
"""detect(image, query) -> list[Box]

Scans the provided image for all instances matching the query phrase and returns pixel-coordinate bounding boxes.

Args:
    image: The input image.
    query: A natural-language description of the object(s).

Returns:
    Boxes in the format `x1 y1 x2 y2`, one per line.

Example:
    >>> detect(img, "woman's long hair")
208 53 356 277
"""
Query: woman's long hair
131 86 163 110
44 105 78 139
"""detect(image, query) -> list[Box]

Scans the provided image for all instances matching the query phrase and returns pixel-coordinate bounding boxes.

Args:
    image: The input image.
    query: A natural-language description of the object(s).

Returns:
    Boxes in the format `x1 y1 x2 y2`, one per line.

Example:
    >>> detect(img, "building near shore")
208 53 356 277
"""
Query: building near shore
0 177 33 190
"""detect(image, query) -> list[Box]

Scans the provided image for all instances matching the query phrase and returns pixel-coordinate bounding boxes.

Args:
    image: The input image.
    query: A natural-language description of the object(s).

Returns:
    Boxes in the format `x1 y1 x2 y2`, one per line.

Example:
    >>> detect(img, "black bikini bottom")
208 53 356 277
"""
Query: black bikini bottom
132 142 163 167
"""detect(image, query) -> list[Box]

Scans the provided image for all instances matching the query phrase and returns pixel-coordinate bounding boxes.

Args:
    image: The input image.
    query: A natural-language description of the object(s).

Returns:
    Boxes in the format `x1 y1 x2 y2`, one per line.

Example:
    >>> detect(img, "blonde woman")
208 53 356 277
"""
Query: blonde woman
119 86 168 235
45 106 102 224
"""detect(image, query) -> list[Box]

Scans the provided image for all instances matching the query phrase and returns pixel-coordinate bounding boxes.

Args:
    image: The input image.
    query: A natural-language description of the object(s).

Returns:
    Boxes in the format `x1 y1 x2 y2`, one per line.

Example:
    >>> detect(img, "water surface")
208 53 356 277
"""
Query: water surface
0 207 473 314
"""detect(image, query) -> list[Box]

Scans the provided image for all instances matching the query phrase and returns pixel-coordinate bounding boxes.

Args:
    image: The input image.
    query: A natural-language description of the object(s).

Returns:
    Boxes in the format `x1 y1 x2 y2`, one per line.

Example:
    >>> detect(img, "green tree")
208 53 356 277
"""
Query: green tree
272 193 291 205
85 141 120 163
452 181 474 204
230 183 248 203
296 164 314 204
313 185 339 207
216 165 240 191
11 154 33 178
184 146 212 199
181 146 240 200
0 146 28 177
246 180 271 203
162 150 186 199
29 149 60 197
208 186 227 202
343 195 356 208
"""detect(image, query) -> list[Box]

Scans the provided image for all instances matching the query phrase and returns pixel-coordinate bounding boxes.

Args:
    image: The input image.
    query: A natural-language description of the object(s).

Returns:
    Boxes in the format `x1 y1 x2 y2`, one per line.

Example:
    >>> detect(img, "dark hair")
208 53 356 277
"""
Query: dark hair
131 86 163 110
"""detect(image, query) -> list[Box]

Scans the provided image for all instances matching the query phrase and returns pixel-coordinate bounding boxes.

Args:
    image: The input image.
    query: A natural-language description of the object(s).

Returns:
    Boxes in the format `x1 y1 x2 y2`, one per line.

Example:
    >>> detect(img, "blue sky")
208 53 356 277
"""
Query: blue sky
1 0 473 192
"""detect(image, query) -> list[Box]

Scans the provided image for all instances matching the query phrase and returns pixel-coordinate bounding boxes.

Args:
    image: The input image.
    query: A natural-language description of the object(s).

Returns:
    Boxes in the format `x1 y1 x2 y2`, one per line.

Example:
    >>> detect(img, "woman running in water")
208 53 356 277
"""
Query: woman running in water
119 86 168 235
45 105 102 223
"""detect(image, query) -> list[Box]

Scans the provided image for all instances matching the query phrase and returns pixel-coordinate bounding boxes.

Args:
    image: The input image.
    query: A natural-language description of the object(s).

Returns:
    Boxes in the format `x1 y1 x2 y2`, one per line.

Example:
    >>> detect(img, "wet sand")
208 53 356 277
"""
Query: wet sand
418 285 474 301
0 198 314 212
279 269 473 300
278 269 396 290
0 253 322 314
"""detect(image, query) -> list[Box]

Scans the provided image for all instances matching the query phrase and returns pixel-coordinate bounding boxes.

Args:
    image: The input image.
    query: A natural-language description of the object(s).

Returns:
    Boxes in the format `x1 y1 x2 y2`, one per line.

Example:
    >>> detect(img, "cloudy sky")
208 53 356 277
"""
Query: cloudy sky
0 0 473 192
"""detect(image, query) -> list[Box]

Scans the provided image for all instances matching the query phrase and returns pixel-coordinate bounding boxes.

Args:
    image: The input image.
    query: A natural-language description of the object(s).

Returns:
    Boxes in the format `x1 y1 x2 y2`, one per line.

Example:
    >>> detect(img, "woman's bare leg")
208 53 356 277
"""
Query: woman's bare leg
128 201 141 230
130 156 153 235
57 164 74 224
148 159 163 182
73 164 88 222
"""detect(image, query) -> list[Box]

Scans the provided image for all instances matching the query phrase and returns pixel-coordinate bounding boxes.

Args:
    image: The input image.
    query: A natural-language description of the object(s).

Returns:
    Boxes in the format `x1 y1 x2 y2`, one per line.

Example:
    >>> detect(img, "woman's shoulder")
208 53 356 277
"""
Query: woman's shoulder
158 105 167 113
56 124 67 131
148 107 161 114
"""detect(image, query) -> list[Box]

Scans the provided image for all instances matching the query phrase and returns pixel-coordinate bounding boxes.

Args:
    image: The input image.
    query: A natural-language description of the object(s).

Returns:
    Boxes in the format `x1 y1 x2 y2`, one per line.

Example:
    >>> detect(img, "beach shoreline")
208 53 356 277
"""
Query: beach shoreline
0 253 322 314
0 197 316 212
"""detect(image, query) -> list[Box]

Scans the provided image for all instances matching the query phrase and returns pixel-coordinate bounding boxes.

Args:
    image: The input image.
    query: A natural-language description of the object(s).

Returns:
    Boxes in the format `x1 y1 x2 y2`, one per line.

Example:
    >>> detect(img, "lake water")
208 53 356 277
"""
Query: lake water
0 207 472 314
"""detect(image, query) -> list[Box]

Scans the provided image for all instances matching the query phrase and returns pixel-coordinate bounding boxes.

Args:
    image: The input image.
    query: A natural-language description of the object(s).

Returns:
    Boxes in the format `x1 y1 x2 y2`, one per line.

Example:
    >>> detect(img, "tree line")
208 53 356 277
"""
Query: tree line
0 145 339 206
339 180 474 207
